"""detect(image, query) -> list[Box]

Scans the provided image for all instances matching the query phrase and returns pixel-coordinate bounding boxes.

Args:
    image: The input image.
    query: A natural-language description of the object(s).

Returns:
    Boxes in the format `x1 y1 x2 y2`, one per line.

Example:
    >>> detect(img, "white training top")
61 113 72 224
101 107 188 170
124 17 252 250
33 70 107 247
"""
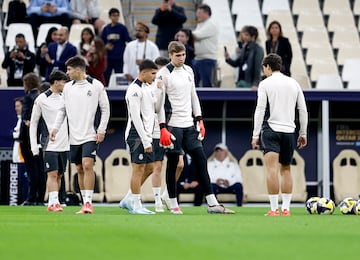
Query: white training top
156 63 202 128
207 157 243 186
125 79 155 149
252 72 308 138
30 89 69 155
149 81 164 139
53 77 110 145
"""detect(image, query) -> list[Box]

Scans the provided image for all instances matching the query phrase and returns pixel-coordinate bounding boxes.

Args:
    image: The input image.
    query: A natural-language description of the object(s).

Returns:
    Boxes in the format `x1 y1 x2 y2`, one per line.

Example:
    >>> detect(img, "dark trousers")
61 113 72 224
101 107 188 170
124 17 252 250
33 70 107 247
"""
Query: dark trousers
192 59 216 87
104 59 123 86
211 182 243 206
29 13 70 38
177 184 204 206
20 141 46 204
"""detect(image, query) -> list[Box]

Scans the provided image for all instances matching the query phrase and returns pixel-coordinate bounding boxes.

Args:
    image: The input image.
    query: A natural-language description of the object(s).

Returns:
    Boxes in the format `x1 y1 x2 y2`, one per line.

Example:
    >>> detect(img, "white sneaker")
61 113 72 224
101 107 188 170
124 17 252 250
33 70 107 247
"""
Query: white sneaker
119 198 129 210
161 196 171 210
170 207 183 215
129 207 155 215
207 204 235 214
155 203 164 213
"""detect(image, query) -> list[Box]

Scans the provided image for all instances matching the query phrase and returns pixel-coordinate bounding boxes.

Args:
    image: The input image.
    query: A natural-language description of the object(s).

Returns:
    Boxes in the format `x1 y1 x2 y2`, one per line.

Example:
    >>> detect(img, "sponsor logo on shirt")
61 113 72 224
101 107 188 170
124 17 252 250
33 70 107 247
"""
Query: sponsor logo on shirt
87 90 92 96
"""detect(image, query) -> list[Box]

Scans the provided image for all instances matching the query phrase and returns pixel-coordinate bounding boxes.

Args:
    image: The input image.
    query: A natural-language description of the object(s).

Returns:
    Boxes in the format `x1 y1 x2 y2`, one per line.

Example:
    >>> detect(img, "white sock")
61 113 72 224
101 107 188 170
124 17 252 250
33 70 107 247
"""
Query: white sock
131 194 142 210
269 194 279 211
281 193 292 211
161 189 169 199
84 190 93 204
169 198 179 209
80 190 85 203
48 191 59 206
123 189 132 201
152 187 162 204
205 194 219 206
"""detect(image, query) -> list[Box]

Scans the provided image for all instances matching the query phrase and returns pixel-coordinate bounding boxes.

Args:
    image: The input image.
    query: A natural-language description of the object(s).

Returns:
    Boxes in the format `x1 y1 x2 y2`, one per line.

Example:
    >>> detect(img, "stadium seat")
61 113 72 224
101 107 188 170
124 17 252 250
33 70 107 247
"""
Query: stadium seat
354 0 360 15
68 23 95 49
315 74 344 90
331 28 360 49
239 149 268 202
231 0 260 14
287 150 307 202
301 28 330 49
5 23 35 53
104 149 132 202
305 44 334 65
342 58 360 82
108 73 129 89
337 46 360 66
70 156 104 202
235 10 263 32
333 149 360 204
36 23 61 47
346 78 360 90
296 12 325 31
323 0 352 15
261 0 290 15
292 0 321 14
310 60 339 82
293 74 312 89
327 12 356 32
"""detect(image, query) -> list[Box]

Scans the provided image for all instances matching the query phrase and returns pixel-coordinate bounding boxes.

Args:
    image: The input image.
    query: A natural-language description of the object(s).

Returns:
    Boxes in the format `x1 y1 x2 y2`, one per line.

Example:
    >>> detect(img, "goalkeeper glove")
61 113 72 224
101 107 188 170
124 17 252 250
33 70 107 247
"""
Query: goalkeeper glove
159 124 176 149
195 116 205 141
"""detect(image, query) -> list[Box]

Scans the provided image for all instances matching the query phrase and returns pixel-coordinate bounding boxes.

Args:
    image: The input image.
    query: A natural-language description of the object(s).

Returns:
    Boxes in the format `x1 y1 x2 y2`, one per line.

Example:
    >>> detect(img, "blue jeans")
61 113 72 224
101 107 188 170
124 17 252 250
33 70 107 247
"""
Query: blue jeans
192 59 216 87
104 59 123 86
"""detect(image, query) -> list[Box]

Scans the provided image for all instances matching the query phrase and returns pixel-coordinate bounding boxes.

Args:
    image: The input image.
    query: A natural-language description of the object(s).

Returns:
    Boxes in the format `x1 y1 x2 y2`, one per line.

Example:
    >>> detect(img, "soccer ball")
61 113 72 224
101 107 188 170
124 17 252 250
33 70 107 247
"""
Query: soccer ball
316 197 335 215
339 197 357 215
305 197 320 214
353 200 360 215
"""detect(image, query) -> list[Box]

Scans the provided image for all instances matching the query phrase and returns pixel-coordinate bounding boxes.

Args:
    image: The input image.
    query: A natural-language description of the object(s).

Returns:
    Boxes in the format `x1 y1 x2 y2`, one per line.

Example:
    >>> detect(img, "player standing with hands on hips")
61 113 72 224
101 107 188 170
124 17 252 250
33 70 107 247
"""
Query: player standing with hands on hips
251 53 308 217
50 56 110 214
156 41 235 214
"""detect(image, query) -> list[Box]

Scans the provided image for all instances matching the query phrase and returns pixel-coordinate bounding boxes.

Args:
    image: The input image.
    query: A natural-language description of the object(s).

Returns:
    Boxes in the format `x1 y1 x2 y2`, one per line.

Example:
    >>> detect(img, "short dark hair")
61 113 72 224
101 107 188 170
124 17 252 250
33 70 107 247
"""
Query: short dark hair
262 53 282 71
168 41 186 54
14 97 24 104
15 33 25 39
241 25 258 40
155 56 170 66
109 8 120 16
198 4 212 16
139 59 158 72
48 70 68 85
65 56 86 71
39 82 50 93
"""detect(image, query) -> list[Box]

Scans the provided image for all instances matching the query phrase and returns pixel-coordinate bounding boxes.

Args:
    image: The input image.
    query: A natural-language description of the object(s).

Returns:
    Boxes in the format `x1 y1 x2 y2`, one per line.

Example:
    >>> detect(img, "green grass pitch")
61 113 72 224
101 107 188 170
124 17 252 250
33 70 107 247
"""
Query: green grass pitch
0 205 359 260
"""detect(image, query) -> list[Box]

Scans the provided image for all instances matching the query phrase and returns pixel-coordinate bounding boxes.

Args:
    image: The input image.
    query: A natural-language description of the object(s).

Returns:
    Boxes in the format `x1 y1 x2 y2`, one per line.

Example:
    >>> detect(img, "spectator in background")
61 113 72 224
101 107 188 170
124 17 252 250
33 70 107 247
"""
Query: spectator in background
85 37 107 85
6 0 28 25
207 143 243 206
123 22 160 83
176 154 203 206
2 33 36 87
266 20 292 76
27 0 71 38
78 27 95 56
36 27 58 80
19 72 46 206
101 8 132 86
70 0 105 35
225 25 264 90
192 4 218 87
152 0 187 57
43 27 77 80
175 28 195 67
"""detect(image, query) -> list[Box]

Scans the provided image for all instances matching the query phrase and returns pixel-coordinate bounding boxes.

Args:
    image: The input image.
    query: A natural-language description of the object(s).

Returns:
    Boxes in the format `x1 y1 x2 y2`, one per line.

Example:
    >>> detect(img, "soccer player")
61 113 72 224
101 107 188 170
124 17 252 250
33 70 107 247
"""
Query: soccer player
157 41 235 214
123 59 158 215
251 53 308 216
50 56 110 214
30 70 69 212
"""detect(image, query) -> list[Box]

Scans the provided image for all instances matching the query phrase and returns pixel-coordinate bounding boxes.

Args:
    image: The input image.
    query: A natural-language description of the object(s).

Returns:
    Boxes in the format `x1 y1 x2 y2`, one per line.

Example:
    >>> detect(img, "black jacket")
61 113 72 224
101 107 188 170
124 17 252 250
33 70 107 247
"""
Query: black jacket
2 47 36 87
265 36 292 76
152 4 187 50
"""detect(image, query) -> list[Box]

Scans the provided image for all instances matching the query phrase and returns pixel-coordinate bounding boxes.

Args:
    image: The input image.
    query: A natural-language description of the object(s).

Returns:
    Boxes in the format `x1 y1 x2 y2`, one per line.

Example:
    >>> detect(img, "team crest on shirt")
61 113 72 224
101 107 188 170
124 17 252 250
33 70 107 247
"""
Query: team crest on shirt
139 153 143 160
46 162 50 169
87 90 92 96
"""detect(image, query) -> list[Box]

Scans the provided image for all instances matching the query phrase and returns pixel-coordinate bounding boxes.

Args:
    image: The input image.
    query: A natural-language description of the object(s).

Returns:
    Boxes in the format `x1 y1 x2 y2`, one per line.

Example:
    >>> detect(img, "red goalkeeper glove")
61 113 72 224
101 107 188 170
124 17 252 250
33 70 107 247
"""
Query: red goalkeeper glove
195 116 205 141
159 124 176 149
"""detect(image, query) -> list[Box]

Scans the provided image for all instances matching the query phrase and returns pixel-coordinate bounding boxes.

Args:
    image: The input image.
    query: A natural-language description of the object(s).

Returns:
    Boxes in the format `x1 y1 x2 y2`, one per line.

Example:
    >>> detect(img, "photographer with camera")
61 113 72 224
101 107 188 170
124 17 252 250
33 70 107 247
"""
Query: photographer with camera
2 33 36 87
